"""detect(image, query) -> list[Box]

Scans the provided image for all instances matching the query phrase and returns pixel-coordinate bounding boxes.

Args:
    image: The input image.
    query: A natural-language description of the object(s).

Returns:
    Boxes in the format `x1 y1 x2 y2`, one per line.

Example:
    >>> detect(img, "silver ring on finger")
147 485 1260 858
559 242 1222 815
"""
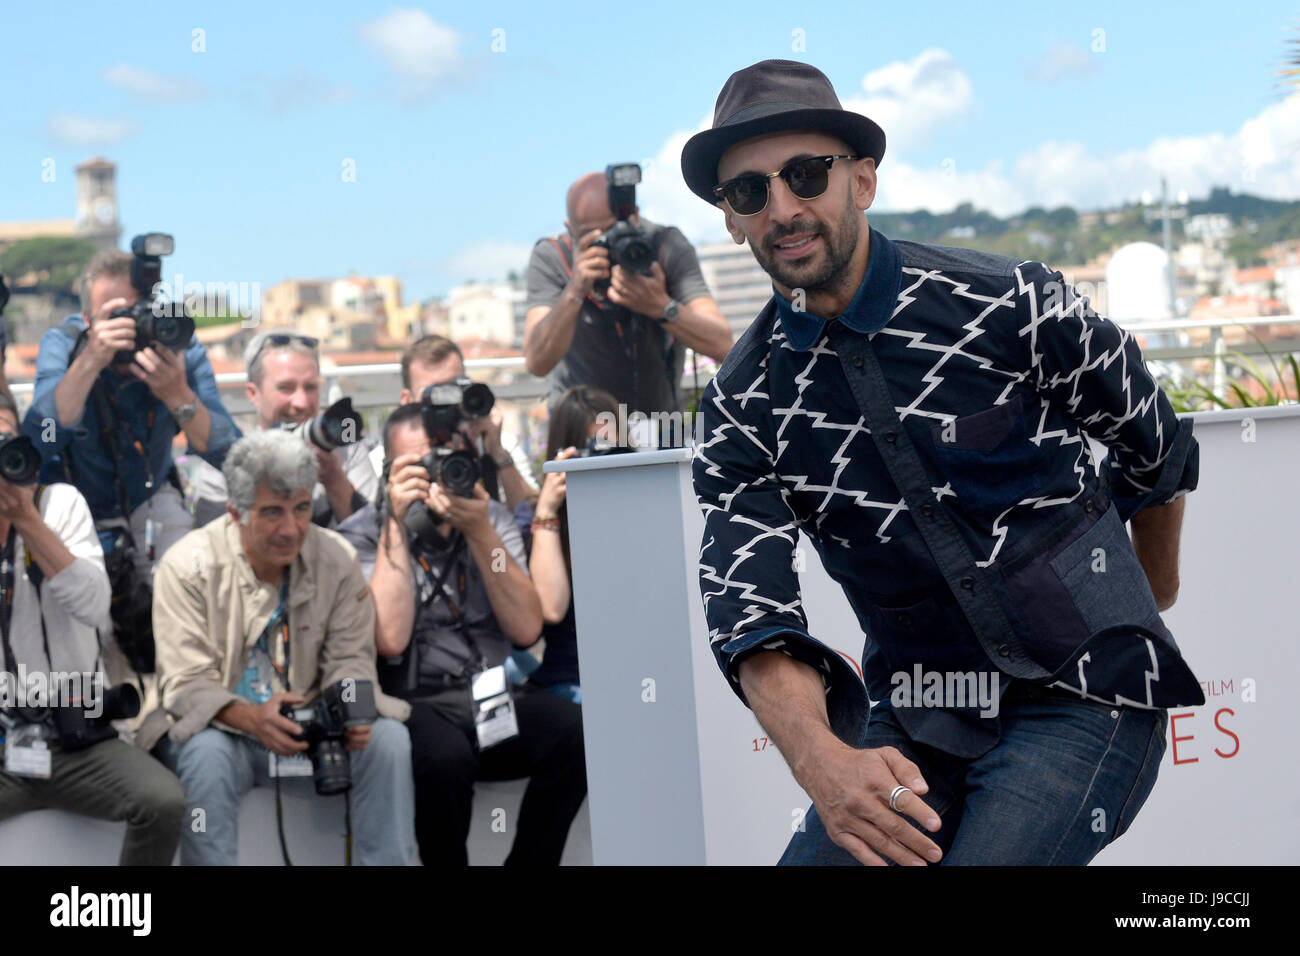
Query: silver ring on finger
889 785 911 813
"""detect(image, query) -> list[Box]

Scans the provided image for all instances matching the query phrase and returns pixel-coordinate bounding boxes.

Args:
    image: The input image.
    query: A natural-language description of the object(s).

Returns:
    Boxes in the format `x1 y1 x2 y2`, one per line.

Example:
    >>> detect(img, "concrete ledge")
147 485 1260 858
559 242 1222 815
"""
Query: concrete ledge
0 778 591 866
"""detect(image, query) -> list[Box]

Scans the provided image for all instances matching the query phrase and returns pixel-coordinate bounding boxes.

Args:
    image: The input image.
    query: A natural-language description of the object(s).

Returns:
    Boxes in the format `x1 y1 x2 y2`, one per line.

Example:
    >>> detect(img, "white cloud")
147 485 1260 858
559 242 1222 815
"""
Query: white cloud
842 48 974 153
1024 41 1099 85
358 7 462 101
636 111 731 244
47 113 137 146
440 240 535 283
103 63 206 102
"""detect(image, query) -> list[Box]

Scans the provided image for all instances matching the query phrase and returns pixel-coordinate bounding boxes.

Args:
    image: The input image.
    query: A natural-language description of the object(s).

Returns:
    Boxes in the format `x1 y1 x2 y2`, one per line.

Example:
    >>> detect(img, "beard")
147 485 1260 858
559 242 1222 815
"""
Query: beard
750 199 862 302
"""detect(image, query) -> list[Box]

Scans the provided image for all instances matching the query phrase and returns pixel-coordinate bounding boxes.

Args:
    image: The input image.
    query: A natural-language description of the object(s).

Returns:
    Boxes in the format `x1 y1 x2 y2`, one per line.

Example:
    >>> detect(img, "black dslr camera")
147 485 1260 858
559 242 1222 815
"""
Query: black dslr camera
50 681 141 751
419 377 495 442
4 678 141 752
591 163 662 296
279 679 377 796
0 431 42 484
403 377 497 550
109 233 196 363
279 397 365 451
578 436 635 458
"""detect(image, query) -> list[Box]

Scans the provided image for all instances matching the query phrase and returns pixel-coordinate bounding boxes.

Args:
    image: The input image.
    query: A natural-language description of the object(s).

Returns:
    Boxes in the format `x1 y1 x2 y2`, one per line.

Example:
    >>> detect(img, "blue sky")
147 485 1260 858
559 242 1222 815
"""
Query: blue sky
3 0 1299 304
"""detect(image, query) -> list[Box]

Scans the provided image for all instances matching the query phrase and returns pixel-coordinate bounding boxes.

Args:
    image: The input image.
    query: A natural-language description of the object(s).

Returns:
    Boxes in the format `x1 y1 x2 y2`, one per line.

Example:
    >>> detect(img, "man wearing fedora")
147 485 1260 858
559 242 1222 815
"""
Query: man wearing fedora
686 60 1203 865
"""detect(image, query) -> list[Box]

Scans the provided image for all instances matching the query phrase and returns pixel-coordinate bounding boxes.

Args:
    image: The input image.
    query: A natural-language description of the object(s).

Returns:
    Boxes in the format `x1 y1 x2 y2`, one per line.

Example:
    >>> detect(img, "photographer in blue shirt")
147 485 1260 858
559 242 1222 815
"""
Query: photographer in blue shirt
22 248 241 678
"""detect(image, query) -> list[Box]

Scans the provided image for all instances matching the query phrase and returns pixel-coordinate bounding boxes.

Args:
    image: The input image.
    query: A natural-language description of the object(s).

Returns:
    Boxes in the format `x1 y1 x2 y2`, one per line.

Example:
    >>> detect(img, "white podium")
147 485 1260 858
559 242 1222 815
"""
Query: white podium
551 405 1300 865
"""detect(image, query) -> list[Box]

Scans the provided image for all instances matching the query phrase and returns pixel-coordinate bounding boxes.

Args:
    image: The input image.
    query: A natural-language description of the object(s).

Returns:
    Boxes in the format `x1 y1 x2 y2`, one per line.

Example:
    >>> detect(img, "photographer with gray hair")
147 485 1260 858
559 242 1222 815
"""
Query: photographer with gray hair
139 430 414 865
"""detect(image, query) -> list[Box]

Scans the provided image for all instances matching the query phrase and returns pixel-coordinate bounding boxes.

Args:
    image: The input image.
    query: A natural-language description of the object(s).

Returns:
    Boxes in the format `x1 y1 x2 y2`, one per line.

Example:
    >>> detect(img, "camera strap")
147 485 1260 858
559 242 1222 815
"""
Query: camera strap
414 535 487 675
0 495 59 710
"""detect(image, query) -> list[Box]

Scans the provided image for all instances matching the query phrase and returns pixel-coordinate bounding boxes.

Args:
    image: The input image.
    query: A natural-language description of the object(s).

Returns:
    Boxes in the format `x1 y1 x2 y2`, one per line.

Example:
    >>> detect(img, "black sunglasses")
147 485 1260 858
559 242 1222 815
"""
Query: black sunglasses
712 154 859 217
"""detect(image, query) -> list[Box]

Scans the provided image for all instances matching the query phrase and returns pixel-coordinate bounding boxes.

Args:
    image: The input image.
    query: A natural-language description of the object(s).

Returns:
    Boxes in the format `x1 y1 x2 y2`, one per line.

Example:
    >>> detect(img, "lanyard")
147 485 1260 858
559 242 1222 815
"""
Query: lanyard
0 518 60 685
261 576 292 690
415 538 487 674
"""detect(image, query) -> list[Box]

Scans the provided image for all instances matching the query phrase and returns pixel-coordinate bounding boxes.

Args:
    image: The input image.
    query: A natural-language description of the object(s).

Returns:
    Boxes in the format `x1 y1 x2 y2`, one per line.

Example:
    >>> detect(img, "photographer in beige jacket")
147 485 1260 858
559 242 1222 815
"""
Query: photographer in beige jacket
139 430 414 865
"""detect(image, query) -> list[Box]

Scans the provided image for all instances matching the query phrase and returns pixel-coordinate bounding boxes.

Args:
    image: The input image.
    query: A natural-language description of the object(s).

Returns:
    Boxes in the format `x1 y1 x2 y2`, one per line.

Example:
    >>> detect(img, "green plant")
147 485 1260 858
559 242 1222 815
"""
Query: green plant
1160 329 1300 411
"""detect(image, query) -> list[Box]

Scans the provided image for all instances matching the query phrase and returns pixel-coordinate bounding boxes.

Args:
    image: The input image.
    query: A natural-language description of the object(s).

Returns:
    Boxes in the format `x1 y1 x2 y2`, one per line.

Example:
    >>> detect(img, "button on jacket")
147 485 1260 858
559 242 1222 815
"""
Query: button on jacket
693 227 1203 757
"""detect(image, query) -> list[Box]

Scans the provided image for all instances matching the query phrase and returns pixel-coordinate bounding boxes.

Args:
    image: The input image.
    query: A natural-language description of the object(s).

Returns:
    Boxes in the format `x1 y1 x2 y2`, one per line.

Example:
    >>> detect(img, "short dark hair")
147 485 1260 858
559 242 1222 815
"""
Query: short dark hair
79 250 133 314
382 402 426 458
401 336 463 390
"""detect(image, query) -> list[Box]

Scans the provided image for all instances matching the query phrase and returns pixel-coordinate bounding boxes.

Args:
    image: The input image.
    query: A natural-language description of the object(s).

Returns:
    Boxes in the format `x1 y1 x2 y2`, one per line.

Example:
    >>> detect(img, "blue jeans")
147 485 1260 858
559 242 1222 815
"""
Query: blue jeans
780 683 1167 865
157 719 416 865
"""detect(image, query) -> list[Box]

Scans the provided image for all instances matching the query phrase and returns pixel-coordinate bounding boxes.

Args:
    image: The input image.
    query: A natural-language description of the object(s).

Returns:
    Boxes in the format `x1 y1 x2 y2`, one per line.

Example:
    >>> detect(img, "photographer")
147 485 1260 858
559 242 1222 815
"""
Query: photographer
140 430 414 866
342 403 586 866
0 393 185 866
399 335 535 512
21 248 241 589
509 385 624 704
523 167 733 435
189 330 379 528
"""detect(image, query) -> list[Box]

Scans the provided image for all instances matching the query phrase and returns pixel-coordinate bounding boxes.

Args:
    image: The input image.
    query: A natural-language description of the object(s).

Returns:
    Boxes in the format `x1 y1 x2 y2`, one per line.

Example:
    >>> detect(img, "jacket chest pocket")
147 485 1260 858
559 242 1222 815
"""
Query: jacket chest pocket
1001 502 1161 673
865 591 989 676
930 394 1046 518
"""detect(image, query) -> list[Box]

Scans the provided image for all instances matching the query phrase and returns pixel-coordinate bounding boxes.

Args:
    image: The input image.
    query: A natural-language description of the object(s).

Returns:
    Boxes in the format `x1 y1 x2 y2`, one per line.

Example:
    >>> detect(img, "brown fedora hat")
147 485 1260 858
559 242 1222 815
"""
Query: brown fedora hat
681 59 885 204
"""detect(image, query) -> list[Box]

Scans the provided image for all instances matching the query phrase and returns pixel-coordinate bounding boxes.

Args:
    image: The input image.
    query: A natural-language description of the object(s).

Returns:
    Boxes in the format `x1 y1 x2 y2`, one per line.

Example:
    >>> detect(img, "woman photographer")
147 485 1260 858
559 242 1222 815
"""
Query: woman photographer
509 385 623 704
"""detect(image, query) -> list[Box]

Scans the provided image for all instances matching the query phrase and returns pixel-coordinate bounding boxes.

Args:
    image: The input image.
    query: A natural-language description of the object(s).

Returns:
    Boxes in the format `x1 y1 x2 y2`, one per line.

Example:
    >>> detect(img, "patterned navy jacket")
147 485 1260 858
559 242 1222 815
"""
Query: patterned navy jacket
693 227 1203 758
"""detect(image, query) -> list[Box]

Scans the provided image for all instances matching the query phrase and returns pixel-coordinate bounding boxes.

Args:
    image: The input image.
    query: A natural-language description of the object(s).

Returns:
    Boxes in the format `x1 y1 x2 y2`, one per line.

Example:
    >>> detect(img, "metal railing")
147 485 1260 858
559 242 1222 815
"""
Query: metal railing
8 316 1297 413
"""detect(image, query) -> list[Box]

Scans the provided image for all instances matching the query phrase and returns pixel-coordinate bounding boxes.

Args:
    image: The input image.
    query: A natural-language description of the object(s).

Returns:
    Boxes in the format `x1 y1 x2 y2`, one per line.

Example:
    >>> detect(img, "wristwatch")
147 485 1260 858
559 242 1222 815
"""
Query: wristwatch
172 401 198 424
660 299 680 324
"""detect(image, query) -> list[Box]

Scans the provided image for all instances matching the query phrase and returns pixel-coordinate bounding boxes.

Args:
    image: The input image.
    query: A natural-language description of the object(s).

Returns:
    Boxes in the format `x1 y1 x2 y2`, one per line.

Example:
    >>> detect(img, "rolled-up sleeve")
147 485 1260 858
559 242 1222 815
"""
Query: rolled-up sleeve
185 342 241 469
41 484 110 630
692 366 869 745
1017 260 1198 521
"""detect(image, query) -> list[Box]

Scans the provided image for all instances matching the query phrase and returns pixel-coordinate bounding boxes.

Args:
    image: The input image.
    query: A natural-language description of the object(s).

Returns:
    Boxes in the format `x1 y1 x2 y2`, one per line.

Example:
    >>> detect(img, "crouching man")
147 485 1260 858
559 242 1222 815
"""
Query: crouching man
138 430 415 865
0 393 184 865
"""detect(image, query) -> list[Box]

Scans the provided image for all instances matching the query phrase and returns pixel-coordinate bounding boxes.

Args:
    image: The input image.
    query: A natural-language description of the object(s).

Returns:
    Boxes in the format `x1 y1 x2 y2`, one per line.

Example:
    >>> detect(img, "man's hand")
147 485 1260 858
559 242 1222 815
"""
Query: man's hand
0 479 39 524
345 724 371 752
430 482 493 542
462 407 506 460
244 692 309 757
607 261 671 319
127 346 192 408
83 304 136 372
802 739 945 867
387 453 431 525
565 228 610 301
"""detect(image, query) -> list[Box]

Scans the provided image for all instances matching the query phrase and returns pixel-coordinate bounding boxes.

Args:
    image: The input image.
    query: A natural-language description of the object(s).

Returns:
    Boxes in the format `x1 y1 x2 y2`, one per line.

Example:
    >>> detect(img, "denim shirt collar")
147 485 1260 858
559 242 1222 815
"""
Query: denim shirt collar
773 226 902 352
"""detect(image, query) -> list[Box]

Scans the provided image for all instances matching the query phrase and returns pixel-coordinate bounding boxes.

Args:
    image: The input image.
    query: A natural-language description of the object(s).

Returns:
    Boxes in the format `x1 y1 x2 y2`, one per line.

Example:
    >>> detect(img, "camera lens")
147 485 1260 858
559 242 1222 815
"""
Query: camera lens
153 315 179 344
98 682 141 722
0 436 42 484
460 383 494 418
311 738 352 796
617 235 654 273
439 452 478 497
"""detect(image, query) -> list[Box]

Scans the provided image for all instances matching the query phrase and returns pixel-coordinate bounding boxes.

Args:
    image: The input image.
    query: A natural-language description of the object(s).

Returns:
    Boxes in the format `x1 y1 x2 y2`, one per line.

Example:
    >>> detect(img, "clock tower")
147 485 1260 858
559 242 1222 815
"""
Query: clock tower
75 157 121 252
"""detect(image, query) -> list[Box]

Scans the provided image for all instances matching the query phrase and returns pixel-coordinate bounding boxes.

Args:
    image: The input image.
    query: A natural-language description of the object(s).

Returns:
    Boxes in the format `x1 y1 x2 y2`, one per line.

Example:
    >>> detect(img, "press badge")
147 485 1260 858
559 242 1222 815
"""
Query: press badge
268 753 314 778
471 665 519 750
4 725 52 779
